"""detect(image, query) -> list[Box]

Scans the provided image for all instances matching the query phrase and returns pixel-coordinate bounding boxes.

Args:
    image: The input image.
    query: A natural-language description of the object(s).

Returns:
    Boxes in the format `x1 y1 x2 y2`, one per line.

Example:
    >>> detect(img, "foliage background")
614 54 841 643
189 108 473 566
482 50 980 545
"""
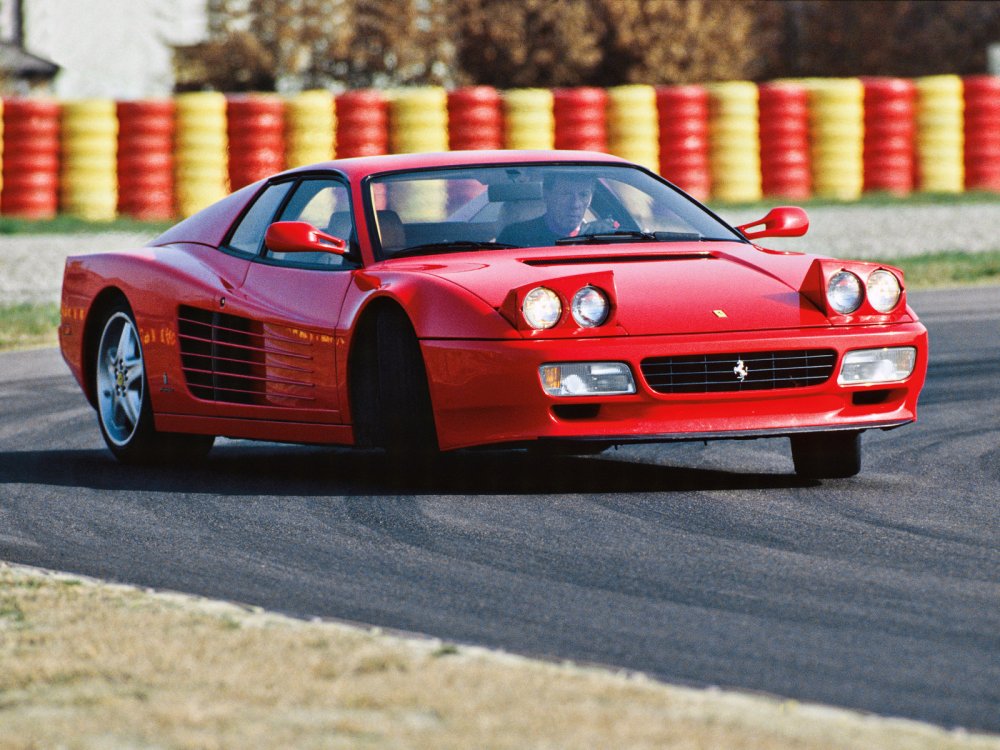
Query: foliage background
176 0 1000 91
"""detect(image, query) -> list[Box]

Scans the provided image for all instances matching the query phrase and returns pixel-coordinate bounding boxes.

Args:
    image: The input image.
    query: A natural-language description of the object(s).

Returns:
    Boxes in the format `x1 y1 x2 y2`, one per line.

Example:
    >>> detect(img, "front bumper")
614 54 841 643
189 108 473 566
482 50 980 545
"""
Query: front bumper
420 322 928 451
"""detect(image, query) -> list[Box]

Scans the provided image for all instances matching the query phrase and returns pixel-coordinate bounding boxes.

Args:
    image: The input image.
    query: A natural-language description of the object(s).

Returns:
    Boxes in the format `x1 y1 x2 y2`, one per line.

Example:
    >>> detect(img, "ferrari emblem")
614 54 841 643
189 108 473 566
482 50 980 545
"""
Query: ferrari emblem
713 309 727 318
734 359 749 381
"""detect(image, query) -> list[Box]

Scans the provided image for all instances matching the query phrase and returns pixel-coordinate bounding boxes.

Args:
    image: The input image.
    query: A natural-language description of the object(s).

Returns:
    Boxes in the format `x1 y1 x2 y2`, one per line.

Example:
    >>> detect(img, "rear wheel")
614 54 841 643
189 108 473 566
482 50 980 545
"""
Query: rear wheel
95 302 214 464
790 431 861 479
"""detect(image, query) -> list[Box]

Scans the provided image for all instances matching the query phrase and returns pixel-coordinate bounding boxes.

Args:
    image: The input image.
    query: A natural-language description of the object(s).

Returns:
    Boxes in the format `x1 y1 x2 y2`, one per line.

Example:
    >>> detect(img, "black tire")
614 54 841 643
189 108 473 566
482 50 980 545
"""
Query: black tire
352 306 438 456
790 431 862 479
94 301 214 465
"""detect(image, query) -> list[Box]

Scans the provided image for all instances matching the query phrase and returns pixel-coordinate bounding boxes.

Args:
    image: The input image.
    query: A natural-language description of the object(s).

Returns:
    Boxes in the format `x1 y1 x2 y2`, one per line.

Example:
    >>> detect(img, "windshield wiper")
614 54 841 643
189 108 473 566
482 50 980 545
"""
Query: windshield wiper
556 230 704 245
389 240 519 259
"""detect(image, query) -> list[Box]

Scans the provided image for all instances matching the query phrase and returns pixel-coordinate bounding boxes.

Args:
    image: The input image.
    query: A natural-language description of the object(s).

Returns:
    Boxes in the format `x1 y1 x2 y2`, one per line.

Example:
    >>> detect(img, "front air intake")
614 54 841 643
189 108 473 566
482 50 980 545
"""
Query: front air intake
641 349 836 394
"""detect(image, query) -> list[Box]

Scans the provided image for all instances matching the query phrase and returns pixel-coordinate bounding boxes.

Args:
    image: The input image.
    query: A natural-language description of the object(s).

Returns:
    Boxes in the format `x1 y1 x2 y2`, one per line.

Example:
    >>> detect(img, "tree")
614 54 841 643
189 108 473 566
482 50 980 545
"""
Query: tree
766 0 1000 79
448 0 606 88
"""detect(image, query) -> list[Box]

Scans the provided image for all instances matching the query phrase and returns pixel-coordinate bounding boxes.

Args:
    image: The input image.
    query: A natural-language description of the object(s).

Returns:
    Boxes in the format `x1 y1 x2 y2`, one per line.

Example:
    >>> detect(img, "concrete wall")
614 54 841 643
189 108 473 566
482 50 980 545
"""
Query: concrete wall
21 0 208 98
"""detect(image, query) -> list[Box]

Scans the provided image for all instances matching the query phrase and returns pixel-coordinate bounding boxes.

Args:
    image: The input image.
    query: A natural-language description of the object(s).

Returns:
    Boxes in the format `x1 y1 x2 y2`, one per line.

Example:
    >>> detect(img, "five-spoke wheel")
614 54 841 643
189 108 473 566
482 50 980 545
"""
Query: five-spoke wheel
94 302 214 463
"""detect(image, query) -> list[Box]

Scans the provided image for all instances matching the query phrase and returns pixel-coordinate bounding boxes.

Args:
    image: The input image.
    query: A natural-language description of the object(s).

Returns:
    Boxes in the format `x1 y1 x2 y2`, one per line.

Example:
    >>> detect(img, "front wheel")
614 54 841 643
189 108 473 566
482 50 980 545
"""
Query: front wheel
351 306 439 457
95 303 214 464
790 431 862 479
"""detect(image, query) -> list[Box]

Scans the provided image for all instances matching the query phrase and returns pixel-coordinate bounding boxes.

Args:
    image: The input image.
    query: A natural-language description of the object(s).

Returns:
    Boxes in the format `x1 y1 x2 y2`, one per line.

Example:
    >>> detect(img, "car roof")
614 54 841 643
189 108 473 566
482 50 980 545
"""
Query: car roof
279 149 631 181
151 150 634 249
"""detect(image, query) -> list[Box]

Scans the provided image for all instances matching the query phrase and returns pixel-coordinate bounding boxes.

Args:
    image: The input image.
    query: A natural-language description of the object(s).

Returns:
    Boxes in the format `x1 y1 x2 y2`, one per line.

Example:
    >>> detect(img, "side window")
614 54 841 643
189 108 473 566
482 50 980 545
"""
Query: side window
265 179 354 268
226 181 294 256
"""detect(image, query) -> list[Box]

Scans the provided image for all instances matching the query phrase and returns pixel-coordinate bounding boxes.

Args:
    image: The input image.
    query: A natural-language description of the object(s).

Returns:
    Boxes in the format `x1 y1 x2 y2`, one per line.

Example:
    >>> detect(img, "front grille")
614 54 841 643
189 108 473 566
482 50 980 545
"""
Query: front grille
640 349 837 394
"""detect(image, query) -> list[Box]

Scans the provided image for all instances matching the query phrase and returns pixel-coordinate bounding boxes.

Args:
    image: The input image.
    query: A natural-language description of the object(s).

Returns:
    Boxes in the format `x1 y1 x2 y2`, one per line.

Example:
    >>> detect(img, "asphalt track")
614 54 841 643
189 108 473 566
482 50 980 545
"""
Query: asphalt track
1 286 998 733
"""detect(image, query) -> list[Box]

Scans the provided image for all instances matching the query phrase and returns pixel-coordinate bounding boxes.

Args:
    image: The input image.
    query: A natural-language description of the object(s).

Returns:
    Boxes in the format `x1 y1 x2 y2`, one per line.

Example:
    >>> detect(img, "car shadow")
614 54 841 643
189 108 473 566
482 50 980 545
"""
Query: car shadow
0 443 813 497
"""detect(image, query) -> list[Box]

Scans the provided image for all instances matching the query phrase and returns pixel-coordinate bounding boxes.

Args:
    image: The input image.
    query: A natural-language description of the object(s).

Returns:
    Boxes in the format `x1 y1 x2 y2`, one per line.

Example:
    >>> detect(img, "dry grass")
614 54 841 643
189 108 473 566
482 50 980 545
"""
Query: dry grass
1 564 997 749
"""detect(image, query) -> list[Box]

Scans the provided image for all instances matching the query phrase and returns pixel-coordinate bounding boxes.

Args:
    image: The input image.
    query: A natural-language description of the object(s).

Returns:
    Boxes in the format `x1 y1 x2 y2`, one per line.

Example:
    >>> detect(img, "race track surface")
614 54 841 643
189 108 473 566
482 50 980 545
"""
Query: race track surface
1 286 998 732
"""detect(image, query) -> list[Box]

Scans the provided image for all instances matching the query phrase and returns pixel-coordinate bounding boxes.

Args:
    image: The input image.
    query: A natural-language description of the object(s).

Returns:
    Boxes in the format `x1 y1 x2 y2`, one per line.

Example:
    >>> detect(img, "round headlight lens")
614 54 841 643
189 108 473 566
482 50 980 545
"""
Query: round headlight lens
827 271 863 314
867 269 902 313
571 286 610 327
522 287 562 329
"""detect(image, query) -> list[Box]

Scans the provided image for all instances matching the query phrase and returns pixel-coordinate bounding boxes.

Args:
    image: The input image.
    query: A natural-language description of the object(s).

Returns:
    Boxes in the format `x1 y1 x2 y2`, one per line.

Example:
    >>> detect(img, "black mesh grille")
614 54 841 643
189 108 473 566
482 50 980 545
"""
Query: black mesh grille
640 349 837 394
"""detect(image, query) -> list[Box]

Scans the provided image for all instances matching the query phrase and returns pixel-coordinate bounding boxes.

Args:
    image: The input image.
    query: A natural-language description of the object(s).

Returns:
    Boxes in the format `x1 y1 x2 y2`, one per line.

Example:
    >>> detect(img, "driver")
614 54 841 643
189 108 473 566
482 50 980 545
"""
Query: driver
497 172 614 247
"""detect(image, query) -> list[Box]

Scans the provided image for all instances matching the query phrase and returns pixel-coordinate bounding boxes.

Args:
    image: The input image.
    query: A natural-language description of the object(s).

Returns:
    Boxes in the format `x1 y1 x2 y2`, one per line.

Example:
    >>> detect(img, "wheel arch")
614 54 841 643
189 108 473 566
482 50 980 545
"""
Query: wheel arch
345 295 413 447
80 286 131 408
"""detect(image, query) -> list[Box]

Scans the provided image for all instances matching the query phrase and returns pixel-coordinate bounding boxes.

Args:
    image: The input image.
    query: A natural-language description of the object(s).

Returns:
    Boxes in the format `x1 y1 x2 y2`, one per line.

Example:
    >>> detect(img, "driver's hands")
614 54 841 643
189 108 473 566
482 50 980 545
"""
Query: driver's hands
580 218 619 235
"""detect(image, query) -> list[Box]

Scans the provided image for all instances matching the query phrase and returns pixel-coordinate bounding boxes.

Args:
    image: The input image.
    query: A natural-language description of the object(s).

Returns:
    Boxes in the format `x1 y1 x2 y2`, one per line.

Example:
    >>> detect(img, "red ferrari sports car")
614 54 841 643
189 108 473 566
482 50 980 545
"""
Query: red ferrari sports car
60 150 927 478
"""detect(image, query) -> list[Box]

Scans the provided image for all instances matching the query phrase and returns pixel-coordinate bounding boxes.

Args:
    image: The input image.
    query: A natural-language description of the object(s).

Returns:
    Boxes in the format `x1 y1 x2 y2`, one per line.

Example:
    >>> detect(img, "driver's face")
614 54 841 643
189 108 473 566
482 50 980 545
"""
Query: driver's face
544 179 593 234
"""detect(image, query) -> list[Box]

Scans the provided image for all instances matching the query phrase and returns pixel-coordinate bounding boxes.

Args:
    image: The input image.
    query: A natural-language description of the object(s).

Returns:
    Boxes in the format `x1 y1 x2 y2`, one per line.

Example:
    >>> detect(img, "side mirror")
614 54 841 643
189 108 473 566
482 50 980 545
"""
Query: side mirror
736 206 809 240
264 221 348 255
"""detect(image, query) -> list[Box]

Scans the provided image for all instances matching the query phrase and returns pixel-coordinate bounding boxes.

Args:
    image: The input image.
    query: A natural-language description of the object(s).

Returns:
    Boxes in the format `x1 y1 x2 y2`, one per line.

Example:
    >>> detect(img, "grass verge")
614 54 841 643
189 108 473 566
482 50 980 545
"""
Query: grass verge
1 563 996 750
863 249 1000 288
0 302 59 351
0 216 173 235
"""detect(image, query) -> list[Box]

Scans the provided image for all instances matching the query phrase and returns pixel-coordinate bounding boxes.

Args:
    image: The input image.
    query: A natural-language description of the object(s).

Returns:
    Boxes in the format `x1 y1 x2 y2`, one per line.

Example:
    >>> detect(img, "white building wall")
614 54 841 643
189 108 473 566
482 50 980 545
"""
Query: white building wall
20 0 208 98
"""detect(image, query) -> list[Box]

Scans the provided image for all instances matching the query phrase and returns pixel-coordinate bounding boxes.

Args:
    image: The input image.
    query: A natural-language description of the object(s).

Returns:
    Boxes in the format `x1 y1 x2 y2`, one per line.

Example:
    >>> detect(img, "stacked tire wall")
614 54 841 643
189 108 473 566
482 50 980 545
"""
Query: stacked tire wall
227 95 285 191
915 75 964 193
2 99 60 218
174 92 228 217
758 83 811 199
862 78 915 195
1 76 999 221
707 81 761 202
656 86 710 200
963 76 1000 191
117 100 175 220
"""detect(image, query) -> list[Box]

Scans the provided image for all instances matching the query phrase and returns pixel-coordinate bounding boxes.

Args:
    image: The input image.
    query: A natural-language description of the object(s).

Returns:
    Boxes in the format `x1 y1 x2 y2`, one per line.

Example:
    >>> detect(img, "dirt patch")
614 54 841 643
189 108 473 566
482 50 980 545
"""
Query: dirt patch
1 563 995 749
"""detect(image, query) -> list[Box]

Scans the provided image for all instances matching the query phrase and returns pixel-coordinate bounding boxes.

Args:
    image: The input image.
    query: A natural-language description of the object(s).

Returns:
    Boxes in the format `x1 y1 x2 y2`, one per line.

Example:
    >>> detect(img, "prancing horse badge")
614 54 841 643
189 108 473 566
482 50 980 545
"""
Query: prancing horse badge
734 358 749 382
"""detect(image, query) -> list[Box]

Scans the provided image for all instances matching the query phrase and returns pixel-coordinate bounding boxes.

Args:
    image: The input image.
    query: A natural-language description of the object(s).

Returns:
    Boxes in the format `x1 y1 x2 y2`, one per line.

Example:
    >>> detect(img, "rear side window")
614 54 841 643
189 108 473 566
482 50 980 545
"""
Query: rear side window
226 181 294 256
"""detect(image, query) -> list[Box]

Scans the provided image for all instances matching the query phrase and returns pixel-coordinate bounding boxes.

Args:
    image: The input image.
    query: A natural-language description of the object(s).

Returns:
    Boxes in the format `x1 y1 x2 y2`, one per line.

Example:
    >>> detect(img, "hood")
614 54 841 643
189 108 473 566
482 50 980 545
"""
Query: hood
386 243 831 335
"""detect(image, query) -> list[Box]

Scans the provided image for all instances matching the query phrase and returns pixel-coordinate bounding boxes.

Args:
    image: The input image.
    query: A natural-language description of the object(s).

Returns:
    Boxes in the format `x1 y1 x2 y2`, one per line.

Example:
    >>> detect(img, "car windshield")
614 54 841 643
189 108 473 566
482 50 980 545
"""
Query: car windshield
366 164 743 259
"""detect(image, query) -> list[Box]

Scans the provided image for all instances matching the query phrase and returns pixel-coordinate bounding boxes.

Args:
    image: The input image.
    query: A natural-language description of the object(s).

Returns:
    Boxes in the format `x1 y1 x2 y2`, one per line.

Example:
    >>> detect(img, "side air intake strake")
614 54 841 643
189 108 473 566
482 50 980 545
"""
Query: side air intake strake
177 306 317 405
640 349 837 394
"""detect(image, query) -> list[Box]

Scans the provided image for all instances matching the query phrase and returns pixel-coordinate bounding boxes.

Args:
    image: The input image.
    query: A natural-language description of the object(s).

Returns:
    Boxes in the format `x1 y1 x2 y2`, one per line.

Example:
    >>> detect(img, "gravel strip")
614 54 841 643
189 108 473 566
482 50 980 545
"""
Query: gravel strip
720 202 1000 257
0 232 155 305
2 202 999 305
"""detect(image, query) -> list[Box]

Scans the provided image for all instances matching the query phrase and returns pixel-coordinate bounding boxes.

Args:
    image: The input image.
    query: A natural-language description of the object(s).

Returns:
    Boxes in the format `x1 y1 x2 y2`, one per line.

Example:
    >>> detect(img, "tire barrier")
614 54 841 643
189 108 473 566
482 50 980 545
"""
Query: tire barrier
656 86 710 201
2 99 59 218
285 89 335 168
758 83 811 199
448 86 503 151
862 78 915 195
117 100 175 220
389 88 449 221
963 76 1000 191
554 87 607 152
915 75 964 193
607 84 658 173
335 89 388 158
4 79 1000 220
61 99 118 220
807 78 864 200
707 81 761 202
174 92 228 218
227 95 285 191
389 87 449 154
503 88 554 150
